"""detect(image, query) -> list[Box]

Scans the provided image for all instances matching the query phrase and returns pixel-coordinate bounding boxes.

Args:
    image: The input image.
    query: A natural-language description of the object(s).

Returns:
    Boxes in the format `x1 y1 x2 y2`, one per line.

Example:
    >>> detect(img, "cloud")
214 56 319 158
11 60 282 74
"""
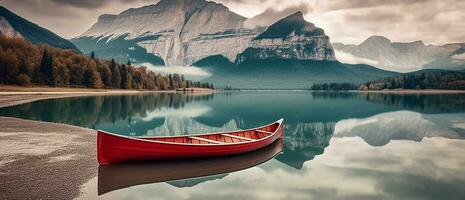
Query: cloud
334 50 379 66
244 3 312 28
313 0 465 44
0 0 157 38
452 53 465 60
344 11 405 24
49 0 107 8
218 0 465 45
42 0 154 9
1 0 465 44
322 0 427 11
140 63 211 81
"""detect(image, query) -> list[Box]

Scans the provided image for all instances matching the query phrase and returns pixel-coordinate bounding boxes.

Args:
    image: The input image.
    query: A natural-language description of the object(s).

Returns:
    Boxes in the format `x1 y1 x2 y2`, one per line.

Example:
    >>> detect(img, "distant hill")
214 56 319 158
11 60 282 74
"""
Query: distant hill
0 6 79 51
423 45 465 71
194 56 398 89
333 35 464 72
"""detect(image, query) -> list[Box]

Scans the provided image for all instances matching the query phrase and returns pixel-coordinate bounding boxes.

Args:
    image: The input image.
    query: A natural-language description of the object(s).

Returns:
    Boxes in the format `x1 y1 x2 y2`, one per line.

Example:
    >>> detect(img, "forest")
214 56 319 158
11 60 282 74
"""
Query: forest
359 71 465 90
310 82 359 91
311 71 465 90
0 35 213 90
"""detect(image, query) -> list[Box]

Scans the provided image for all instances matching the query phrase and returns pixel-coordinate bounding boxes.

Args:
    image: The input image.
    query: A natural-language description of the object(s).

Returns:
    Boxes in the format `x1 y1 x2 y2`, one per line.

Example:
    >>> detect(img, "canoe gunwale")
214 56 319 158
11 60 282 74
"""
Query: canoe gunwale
97 118 284 147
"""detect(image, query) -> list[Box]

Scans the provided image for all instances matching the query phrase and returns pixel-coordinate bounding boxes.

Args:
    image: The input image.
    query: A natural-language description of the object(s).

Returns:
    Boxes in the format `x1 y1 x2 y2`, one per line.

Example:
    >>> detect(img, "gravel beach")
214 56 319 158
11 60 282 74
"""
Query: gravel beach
0 116 97 199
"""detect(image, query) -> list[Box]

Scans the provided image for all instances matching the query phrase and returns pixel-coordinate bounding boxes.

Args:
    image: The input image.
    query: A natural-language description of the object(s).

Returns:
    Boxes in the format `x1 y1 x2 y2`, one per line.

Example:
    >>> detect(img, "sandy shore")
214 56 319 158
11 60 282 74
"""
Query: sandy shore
0 85 162 108
0 88 159 199
0 117 97 199
0 86 215 199
0 85 213 109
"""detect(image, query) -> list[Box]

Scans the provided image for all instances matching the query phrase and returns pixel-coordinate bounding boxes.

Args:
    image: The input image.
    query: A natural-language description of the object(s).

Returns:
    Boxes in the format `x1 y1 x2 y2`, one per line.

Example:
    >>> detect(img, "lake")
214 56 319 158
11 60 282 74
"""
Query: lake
1 91 465 199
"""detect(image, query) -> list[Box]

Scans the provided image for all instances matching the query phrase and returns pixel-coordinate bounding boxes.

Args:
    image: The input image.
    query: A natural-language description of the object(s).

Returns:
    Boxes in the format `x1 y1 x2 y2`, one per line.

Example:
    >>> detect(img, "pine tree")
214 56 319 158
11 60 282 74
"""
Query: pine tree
168 74 173 89
109 59 121 88
39 49 54 85
90 51 95 59
120 64 132 89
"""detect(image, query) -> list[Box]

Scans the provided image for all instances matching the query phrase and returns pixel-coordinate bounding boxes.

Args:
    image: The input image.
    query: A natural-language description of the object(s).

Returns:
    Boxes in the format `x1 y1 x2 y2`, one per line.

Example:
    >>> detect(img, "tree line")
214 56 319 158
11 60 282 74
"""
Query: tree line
0 35 213 90
310 71 465 91
359 71 465 90
310 82 359 91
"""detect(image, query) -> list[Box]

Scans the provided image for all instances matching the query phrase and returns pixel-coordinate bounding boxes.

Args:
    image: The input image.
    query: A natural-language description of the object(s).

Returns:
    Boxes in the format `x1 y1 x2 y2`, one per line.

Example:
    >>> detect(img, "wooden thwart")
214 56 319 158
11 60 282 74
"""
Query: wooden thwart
256 130 273 135
189 136 224 144
221 134 256 142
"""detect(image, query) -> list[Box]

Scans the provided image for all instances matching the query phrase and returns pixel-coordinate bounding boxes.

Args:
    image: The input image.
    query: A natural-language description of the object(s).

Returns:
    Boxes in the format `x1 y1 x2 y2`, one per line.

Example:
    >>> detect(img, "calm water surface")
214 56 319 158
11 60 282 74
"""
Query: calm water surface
1 91 465 199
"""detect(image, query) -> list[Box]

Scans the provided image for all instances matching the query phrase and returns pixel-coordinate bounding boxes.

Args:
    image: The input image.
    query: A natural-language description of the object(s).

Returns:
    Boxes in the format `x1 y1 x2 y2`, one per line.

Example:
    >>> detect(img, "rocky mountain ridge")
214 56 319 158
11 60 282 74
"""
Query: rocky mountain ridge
236 12 335 63
72 0 335 66
0 6 79 51
333 35 465 72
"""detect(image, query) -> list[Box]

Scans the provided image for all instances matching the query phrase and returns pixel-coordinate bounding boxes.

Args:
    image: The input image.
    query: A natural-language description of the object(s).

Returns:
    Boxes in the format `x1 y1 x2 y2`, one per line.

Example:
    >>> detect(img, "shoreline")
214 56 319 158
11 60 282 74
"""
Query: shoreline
0 116 97 199
359 89 465 94
0 85 214 109
0 86 213 199
308 89 465 94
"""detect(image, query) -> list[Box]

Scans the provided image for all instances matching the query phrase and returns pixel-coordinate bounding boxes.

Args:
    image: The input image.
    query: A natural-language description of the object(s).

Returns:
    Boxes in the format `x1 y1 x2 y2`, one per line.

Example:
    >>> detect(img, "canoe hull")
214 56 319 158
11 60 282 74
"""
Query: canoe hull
98 119 284 165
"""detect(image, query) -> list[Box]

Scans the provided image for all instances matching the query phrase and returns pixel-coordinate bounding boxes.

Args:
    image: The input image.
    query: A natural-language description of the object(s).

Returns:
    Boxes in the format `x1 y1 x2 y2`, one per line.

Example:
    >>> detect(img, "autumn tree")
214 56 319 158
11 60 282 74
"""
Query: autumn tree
84 60 103 88
0 34 213 90
97 61 112 88
52 57 70 87
0 48 19 83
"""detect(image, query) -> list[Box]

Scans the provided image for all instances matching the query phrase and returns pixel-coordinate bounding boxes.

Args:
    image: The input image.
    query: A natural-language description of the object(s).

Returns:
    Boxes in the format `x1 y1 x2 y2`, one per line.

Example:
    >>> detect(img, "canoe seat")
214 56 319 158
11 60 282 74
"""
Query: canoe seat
221 134 256 142
189 136 224 144
256 130 273 135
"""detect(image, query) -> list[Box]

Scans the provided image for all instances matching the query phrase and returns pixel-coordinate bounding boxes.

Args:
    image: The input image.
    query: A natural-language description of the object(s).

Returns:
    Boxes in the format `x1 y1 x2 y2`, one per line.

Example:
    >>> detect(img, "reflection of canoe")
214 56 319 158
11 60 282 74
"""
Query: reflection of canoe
98 139 284 195
97 119 284 165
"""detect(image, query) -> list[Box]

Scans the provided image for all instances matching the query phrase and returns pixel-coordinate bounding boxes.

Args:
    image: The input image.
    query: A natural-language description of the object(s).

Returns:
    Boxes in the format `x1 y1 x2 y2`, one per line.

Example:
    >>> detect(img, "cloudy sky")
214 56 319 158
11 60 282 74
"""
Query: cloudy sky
1 0 464 45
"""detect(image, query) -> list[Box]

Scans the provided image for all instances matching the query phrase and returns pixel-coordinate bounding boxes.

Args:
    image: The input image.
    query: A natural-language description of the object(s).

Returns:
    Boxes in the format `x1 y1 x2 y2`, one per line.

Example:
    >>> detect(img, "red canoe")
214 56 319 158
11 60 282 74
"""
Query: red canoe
97 118 284 165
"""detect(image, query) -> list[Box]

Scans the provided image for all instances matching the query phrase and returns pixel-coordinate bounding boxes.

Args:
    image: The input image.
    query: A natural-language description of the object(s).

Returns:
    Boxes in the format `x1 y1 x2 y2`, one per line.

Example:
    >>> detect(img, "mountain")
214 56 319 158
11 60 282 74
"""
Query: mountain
0 6 79 51
236 11 335 63
333 35 464 72
423 45 465 70
194 58 398 89
72 0 335 66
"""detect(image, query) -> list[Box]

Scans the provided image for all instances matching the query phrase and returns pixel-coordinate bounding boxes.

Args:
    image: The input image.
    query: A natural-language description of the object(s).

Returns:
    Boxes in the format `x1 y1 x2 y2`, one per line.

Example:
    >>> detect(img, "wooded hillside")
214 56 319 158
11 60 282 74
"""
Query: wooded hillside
0 35 213 90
